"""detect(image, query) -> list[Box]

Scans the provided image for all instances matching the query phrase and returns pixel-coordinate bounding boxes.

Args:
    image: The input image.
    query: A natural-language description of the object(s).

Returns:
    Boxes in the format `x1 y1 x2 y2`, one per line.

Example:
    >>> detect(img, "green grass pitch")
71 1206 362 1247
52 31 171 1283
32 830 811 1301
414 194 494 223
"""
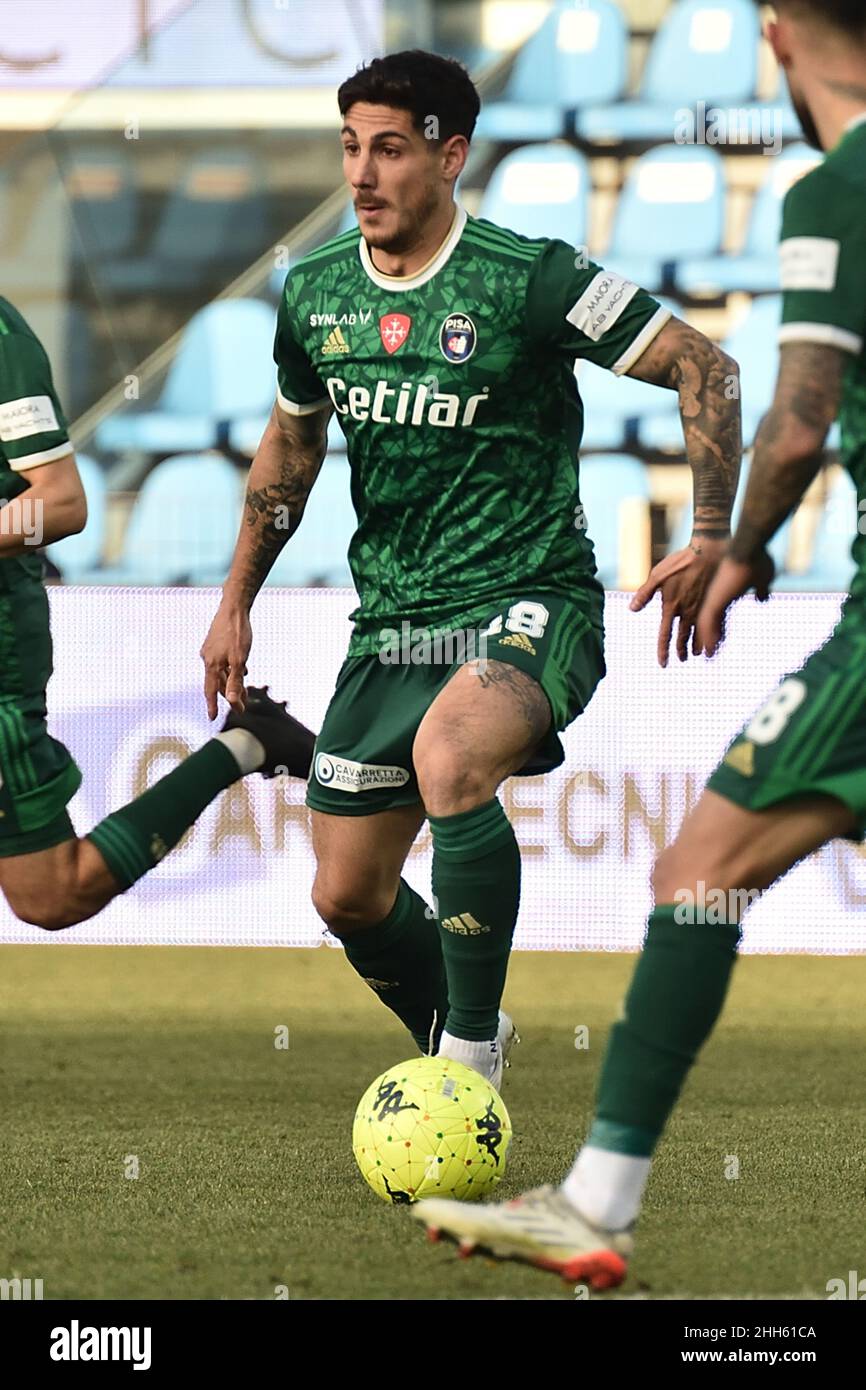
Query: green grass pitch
1 944 864 1300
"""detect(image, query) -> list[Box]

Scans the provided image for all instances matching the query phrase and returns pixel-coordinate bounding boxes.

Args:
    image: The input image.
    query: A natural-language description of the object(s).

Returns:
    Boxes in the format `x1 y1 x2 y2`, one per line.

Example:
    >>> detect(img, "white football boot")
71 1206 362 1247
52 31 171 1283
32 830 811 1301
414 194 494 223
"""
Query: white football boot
411 1183 632 1290
490 1009 520 1091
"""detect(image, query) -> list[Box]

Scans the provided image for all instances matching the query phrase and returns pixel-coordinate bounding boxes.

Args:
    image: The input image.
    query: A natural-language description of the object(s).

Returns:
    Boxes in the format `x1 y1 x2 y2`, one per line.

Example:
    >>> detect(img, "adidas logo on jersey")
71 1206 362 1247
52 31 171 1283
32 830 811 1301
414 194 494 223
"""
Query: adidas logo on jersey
322 327 350 356
724 741 755 777
498 632 537 655
326 377 490 429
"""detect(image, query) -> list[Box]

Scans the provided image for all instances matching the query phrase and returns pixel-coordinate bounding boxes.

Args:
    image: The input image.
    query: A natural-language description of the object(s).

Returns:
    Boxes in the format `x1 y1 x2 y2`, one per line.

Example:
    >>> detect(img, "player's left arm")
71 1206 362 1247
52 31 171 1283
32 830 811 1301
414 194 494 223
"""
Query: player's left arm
625 316 742 664
525 245 742 665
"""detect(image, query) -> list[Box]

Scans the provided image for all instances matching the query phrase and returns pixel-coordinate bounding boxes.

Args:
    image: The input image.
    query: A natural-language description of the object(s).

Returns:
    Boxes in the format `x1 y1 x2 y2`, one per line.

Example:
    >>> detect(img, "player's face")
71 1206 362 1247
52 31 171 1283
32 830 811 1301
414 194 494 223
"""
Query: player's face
341 103 450 254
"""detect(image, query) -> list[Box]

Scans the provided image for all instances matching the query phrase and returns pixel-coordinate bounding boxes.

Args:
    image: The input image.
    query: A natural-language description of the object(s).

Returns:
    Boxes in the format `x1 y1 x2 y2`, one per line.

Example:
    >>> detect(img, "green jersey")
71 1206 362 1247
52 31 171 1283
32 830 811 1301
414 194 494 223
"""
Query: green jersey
779 118 866 612
274 208 669 655
0 298 71 589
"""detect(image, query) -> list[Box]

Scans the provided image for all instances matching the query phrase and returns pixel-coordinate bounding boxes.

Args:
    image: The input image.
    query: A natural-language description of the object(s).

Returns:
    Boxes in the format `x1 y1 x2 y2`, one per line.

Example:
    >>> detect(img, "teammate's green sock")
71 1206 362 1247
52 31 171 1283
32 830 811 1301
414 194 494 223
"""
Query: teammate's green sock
588 904 741 1157
341 879 449 1052
87 739 243 888
430 797 521 1041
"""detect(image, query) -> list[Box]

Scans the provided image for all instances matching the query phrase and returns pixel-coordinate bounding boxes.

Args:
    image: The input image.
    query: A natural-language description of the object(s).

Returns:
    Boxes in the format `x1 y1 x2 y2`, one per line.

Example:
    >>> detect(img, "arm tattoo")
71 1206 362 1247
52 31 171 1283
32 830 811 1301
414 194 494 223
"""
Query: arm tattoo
627 318 741 540
233 408 327 605
244 455 312 581
729 342 846 564
469 659 551 743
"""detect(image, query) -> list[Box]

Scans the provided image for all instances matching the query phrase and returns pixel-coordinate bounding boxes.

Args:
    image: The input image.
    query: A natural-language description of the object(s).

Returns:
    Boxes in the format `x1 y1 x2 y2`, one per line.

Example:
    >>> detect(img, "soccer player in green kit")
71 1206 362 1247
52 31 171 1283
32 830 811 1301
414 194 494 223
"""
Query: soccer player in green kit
0 297 313 931
413 0 866 1286
201 51 742 1089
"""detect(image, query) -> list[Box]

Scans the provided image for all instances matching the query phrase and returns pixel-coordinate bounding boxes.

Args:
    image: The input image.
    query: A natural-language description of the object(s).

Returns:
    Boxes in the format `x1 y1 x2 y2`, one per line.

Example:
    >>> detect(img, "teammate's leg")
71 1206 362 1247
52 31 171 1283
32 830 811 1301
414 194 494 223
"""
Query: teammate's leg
0 689 315 931
564 787 856 1231
412 789 855 1282
412 658 550 1073
310 803 449 1052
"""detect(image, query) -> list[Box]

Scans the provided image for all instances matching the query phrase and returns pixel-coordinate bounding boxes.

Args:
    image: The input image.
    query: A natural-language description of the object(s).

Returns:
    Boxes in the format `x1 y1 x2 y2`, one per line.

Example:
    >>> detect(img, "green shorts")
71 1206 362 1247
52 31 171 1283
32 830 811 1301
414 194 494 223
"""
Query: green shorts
306 590 605 816
0 576 81 857
707 621 866 841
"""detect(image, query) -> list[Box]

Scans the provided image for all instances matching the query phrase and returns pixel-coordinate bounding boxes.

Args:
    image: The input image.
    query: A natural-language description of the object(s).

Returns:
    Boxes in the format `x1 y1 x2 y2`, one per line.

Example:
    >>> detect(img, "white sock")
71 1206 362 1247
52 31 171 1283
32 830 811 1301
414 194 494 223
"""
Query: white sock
215 728 265 775
437 1028 498 1079
561 1144 651 1231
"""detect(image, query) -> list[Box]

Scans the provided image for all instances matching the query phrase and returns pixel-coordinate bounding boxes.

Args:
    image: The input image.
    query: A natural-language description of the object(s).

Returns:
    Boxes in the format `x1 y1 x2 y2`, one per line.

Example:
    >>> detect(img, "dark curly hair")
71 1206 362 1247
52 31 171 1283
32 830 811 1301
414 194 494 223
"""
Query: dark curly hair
338 50 480 144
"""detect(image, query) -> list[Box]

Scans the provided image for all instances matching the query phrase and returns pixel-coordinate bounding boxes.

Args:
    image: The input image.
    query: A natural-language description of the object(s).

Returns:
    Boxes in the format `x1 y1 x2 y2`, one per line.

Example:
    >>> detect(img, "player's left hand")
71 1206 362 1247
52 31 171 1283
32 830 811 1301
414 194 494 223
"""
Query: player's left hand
630 539 729 667
695 552 775 657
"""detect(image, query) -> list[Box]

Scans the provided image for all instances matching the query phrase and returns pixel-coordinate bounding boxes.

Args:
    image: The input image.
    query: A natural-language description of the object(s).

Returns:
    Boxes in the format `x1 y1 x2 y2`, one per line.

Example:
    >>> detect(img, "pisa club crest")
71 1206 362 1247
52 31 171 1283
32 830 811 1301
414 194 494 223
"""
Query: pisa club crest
379 313 411 354
440 313 476 363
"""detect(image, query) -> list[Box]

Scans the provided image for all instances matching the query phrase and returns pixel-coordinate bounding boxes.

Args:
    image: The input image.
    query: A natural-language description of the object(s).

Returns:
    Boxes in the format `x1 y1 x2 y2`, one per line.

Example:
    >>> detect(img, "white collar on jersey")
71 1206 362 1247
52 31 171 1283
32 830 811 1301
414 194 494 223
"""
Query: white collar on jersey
358 204 467 292
844 111 866 134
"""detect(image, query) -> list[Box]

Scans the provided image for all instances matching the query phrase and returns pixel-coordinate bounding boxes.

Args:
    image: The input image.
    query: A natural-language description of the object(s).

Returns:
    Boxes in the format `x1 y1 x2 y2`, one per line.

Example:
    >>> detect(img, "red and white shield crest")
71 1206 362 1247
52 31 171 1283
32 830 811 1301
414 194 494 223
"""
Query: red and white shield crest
379 313 411 354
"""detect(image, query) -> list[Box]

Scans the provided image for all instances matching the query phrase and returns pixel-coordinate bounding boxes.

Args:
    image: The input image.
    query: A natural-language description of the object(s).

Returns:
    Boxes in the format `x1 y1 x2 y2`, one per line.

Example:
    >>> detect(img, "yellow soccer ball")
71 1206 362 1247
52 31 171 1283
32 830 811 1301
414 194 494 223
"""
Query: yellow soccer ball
353 1055 511 1204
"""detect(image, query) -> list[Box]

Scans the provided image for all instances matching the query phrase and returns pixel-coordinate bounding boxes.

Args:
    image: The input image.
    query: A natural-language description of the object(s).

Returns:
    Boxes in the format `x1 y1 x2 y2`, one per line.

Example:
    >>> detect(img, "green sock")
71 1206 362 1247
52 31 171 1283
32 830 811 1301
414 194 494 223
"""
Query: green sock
588 905 742 1157
88 739 241 888
342 879 449 1053
429 797 521 1041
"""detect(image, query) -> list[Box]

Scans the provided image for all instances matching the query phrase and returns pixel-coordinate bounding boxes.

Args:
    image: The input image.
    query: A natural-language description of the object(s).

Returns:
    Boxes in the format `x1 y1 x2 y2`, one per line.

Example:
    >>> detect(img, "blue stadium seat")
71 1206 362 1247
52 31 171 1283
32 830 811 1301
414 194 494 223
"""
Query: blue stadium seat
61 145 138 269
775 467 858 591
89 453 243 585
578 296 682 450
97 298 277 455
577 453 650 587
677 144 821 296
477 0 627 141
478 143 589 244
45 454 107 581
577 0 760 144
104 149 268 293
604 144 725 291
264 454 354 587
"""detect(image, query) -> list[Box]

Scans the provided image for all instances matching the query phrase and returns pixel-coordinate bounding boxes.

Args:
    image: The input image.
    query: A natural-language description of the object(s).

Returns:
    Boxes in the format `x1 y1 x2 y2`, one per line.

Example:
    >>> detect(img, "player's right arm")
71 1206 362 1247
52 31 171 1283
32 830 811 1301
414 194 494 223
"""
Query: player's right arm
201 400 330 718
201 275 333 718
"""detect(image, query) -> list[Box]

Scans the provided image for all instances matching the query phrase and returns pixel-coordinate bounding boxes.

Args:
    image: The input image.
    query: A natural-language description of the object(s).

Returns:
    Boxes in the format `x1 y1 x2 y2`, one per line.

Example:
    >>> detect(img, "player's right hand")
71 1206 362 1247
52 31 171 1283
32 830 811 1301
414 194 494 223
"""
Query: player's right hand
200 604 253 720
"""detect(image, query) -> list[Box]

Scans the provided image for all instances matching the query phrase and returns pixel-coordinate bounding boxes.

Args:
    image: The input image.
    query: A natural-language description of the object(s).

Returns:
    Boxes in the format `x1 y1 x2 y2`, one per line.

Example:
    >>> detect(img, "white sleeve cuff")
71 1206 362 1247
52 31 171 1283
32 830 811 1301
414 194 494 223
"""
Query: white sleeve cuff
612 306 673 377
8 441 74 470
778 322 863 355
276 387 330 416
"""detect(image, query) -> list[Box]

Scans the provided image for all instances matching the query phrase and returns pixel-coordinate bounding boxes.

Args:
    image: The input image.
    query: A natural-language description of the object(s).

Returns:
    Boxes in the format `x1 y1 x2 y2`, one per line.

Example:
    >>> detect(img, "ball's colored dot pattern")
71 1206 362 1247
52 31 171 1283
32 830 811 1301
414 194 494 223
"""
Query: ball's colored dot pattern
352 1055 512 1205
